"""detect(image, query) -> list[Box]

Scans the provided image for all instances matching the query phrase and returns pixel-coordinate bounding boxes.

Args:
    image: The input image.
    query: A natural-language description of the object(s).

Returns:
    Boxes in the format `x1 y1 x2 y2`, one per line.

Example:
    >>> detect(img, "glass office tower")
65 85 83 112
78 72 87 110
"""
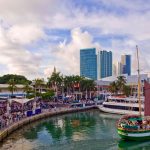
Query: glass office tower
97 50 112 79
80 48 97 80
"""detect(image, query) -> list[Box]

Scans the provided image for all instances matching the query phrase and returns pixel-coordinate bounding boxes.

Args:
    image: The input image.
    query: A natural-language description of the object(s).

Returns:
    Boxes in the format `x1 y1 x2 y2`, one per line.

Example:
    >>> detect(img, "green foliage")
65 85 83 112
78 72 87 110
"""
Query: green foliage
123 85 131 97
109 76 131 96
63 75 83 93
26 94 35 99
47 72 63 87
80 79 96 92
23 82 32 94
116 76 126 92
8 79 17 95
109 81 118 94
0 74 31 84
41 91 55 100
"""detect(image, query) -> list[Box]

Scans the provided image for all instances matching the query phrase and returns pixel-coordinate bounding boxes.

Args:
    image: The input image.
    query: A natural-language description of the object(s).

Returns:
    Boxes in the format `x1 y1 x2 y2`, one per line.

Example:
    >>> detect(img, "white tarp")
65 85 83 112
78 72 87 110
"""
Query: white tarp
12 98 34 104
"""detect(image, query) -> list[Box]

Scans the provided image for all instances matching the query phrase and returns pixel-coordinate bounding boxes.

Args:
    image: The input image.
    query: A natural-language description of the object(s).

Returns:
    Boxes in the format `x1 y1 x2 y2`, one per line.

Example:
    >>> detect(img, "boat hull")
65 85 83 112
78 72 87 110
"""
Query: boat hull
98 106 143 115
118 128 150 141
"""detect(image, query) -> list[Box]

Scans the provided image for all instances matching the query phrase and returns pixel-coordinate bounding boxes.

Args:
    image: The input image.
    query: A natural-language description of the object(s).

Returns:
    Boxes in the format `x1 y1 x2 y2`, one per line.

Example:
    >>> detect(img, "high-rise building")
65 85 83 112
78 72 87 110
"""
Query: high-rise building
121 54 131 75
97 50 112 79
80 48 97 80
113 61 122 76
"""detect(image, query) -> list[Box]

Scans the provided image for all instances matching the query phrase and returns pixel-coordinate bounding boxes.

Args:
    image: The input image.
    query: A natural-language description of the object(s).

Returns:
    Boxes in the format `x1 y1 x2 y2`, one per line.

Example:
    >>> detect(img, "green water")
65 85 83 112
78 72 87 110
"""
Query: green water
1 110 150 150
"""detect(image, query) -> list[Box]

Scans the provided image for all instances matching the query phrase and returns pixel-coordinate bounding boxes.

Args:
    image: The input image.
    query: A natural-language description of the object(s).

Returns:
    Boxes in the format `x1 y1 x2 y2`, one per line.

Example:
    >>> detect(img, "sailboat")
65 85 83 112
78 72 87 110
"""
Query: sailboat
117 46 150 141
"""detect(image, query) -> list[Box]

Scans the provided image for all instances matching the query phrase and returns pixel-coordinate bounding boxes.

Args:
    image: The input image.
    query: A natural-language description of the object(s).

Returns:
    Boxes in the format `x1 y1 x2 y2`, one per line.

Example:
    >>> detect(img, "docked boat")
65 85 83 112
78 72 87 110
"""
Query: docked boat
98 96 144 115
117 46 150 141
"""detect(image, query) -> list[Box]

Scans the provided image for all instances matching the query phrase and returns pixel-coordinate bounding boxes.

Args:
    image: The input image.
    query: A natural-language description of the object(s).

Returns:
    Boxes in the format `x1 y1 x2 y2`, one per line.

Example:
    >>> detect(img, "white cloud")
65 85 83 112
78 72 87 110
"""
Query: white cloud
0 26 43 79
45 28 101 75
0 0 150 78
7 24 45 45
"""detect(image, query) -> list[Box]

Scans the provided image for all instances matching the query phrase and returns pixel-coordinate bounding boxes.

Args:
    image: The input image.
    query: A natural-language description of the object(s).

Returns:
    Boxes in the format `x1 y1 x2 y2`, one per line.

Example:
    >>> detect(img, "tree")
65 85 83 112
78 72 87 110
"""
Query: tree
0 74 31 84
41 90 55 101
73 75 83 92
109 81 118 94
8 79 17 96
23 82 32 95
32 78 45 97
123 85 131 97
47 72 63 97
64 76 72 95
80 79 95 99
109 76 131 96
116 76 126 94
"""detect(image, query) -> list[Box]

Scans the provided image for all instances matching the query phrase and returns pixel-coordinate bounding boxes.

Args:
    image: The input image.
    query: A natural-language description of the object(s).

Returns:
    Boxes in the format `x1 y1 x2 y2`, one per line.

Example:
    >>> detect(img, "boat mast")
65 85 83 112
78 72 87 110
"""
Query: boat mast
136 45 142 116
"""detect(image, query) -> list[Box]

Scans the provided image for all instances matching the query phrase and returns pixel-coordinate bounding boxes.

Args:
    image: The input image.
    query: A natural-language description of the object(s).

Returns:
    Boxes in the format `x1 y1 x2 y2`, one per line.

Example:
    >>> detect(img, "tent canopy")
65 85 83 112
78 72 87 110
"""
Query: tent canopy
11 98 34 104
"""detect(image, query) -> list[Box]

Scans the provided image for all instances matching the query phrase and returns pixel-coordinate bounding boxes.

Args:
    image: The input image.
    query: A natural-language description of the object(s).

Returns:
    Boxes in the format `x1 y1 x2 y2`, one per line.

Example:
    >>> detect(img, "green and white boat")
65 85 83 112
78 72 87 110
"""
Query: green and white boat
117 46 150 141
117 115 150 141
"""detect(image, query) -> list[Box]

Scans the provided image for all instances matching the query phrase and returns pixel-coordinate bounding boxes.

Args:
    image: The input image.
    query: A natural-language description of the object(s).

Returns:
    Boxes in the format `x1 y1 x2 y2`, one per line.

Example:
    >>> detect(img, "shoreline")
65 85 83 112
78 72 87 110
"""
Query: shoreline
0 106 97 142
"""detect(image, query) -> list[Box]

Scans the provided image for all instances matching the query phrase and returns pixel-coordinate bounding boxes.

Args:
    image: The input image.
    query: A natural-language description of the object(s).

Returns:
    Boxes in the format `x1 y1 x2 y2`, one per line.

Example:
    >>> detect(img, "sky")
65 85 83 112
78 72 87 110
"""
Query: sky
0 0 150 79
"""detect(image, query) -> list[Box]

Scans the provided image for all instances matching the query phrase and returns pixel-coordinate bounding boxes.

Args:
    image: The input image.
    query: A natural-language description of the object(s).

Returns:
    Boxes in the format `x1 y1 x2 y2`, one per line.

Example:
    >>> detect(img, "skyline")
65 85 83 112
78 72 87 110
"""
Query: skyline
0 0 150 79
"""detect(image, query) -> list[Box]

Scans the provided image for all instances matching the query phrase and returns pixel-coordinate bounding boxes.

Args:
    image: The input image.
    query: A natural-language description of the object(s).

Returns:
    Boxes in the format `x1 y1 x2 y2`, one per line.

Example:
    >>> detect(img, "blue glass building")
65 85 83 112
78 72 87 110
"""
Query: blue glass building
121 55 131 75
80 48 97 80
97 50 112 79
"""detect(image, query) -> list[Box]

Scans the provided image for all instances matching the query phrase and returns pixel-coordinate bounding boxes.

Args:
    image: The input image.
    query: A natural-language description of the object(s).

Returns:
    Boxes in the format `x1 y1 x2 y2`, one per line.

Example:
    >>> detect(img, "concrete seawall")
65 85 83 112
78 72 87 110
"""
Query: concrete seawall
0 106 97 142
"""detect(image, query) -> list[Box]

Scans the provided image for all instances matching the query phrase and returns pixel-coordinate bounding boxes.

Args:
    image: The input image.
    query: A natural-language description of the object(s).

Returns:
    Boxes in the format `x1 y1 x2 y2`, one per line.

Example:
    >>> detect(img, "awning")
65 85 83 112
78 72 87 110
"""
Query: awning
12 98 34 104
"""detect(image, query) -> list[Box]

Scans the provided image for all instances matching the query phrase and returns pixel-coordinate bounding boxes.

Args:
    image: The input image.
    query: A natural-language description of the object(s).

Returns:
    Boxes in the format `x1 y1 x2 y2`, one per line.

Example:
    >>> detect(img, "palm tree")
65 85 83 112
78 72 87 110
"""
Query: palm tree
80 79 95 100
23 82 32 96
64 76 72 96
123 85 131 97
47 72 63 98
116 76 126 94
73 75 83 92
63 75 83 97
109 81 118 94
33 78 45 97
8 79 17 96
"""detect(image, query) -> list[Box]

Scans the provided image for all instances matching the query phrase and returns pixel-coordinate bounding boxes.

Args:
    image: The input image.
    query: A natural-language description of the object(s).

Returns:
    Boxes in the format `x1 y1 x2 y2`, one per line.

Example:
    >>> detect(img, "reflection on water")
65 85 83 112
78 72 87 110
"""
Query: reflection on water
118 139 150 150
1 110 150 150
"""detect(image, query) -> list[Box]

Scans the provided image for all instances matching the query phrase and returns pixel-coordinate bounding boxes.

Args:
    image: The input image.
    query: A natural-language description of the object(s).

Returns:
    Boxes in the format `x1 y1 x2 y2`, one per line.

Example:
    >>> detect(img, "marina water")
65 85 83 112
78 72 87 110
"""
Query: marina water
1 109 150 150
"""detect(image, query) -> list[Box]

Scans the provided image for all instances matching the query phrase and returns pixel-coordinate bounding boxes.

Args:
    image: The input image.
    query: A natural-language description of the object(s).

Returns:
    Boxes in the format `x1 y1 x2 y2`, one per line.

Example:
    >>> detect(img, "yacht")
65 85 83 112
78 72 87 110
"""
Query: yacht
98 96 144 115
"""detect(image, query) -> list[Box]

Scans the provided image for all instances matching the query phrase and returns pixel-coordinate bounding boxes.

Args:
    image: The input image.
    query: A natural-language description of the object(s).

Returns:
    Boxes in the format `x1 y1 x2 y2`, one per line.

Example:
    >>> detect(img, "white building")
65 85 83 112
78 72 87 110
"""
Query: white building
113 61 122 76
95 74 149 96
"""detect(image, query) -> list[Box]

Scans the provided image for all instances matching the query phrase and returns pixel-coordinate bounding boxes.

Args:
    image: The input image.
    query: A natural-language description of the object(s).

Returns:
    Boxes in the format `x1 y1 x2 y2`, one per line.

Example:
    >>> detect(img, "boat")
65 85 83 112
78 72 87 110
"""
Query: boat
117 46 150 141
98 96 144 115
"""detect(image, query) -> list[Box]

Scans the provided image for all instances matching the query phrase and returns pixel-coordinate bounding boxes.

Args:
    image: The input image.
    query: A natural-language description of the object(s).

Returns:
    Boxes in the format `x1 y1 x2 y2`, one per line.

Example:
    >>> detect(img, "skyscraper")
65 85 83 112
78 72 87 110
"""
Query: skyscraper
121 54 131 75
97 50 112 79
113 61 122 76
80 48 97 80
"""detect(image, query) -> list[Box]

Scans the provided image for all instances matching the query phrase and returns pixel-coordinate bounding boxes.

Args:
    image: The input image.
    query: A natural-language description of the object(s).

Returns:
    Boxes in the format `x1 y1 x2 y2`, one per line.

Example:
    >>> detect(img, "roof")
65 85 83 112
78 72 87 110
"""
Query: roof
96 74 148 85
0 84 28 88
11 98 34 104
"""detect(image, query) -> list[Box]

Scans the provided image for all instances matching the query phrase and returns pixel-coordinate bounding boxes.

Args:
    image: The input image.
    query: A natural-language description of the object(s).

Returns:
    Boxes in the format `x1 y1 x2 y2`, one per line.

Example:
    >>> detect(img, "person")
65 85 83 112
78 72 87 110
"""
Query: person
137 119 142 129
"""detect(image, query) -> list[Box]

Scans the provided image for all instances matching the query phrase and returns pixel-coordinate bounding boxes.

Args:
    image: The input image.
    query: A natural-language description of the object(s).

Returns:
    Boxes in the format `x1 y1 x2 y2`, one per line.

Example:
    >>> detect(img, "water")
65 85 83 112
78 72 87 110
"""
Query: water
1 110 150 150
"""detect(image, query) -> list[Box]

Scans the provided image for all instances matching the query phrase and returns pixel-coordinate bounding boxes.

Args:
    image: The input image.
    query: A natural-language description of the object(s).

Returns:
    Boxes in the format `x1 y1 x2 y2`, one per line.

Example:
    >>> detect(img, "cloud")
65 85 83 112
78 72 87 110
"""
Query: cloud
0 26 43 79
7 24 45 45
0 0 150 78
44 28 101 75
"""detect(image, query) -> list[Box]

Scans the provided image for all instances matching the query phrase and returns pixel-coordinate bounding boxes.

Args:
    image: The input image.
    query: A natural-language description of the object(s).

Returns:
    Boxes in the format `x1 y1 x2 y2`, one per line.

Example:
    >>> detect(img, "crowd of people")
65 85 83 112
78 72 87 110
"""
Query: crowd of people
119 115 150 131
0 112 25 130
0 97 97 131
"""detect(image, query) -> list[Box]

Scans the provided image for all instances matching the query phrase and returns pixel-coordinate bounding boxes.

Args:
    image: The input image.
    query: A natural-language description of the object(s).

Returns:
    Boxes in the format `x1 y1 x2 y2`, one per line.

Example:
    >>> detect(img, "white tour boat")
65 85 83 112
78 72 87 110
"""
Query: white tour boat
98 96 144 115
